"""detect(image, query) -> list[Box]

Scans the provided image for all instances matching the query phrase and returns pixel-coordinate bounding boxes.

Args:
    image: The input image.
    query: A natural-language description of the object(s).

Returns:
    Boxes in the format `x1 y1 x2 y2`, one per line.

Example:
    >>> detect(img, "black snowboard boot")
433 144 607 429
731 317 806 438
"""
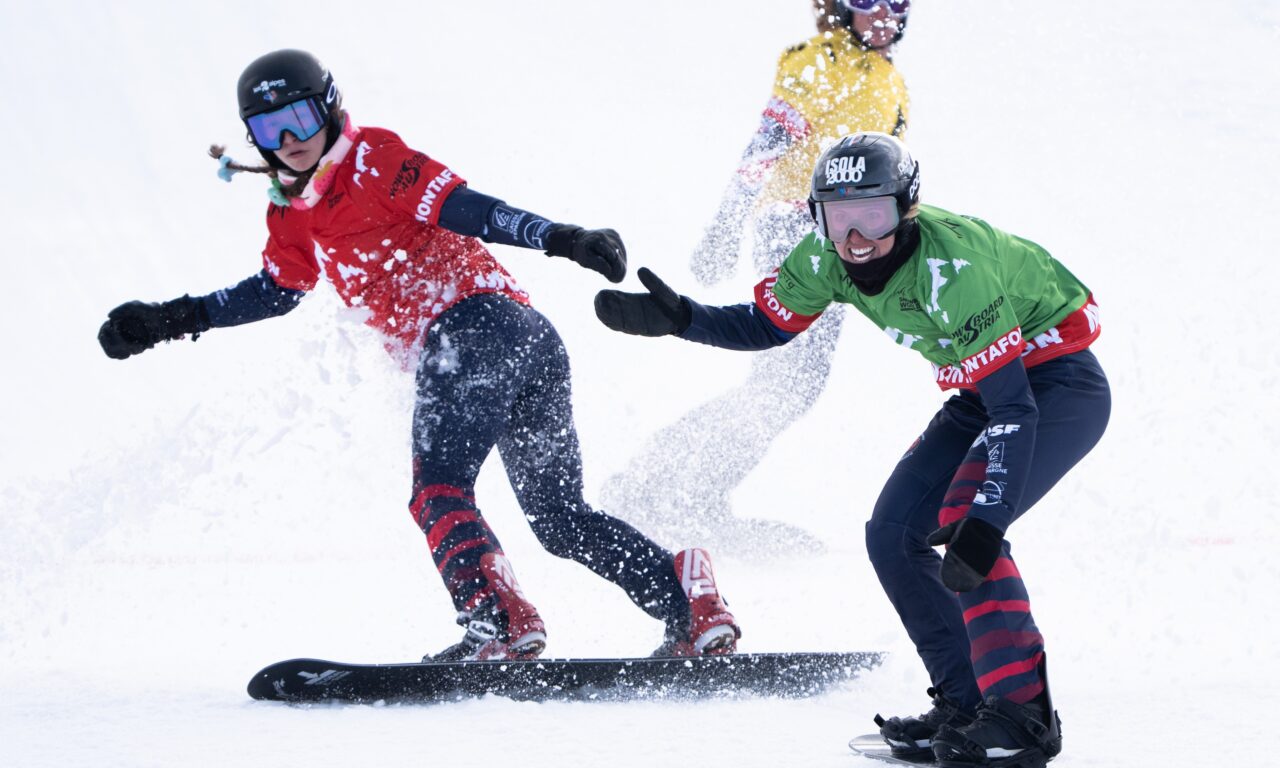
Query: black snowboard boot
874 686 979 763
930 668 1061 768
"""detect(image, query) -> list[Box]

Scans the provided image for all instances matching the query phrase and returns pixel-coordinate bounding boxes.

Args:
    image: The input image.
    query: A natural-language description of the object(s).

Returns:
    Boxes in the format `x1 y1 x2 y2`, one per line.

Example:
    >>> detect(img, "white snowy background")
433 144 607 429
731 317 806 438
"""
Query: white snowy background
3 1 1278 766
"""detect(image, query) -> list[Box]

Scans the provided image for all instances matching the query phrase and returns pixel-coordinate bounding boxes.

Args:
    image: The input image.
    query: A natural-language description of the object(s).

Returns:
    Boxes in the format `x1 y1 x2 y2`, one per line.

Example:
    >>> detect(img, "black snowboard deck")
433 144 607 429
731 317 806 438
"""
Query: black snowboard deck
248 651 882 704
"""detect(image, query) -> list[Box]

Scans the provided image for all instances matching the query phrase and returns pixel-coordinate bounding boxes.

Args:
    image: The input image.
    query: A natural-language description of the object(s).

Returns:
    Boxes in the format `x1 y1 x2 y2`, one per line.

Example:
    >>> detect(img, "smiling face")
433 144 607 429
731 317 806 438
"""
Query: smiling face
274 127 328 172
836 227 897 264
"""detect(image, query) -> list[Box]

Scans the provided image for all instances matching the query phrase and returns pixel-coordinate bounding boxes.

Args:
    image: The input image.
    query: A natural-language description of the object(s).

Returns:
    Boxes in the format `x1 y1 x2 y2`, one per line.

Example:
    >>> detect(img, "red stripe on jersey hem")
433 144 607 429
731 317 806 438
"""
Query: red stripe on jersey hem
933 296 1100 392
1021 295 1101 369
962 327 1024 385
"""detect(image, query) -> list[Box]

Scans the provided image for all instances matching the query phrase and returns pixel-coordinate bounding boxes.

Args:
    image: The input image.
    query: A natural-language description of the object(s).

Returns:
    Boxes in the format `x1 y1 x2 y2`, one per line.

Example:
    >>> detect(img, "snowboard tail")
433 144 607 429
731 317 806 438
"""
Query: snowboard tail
248 651 881 704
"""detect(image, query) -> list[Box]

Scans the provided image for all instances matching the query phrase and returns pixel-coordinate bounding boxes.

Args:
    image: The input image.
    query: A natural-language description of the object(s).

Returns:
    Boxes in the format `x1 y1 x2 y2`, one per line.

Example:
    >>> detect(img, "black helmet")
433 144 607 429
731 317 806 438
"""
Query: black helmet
808 131 920 239
236 49 343 167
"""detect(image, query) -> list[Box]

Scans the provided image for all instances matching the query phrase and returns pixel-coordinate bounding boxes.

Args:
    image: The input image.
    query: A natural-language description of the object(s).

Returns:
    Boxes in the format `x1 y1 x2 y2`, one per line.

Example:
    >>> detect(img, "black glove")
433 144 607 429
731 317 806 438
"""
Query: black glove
545 225 627 283
98 295 211 360
594 267 692 337
926 517 1005 592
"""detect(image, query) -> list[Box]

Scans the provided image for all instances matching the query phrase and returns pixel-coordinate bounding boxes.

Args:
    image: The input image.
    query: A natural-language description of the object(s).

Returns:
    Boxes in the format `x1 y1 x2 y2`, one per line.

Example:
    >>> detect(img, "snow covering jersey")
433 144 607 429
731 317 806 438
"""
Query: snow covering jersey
262 126 530 361
746 27 909 208
755 205 1100 390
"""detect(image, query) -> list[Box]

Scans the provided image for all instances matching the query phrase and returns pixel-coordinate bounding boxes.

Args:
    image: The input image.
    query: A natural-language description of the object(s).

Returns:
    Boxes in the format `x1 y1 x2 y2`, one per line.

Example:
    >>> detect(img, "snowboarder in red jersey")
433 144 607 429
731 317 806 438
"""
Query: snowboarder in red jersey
97 49 740 662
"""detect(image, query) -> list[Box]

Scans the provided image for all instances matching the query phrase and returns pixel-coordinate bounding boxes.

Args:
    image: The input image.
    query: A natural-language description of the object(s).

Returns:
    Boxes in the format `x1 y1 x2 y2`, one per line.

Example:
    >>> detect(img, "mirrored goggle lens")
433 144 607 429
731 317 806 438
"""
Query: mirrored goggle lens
246 98 326 151
822 196 900 241
841 0 910 18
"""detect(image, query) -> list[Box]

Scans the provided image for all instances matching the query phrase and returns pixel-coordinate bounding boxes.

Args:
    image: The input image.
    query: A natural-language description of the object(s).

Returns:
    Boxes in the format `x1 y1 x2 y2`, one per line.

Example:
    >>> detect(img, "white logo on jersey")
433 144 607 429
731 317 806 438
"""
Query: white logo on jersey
825 155 866 185
1084 302 1100 334
1024 326 1063 355
415 169 456 223
884 326 922 349
352 141 378 187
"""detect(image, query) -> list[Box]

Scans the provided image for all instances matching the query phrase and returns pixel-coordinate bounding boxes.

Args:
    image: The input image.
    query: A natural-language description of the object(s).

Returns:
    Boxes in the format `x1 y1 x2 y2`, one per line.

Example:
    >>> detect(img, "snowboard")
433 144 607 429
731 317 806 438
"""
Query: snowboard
247 651 881 704
848 733 934 765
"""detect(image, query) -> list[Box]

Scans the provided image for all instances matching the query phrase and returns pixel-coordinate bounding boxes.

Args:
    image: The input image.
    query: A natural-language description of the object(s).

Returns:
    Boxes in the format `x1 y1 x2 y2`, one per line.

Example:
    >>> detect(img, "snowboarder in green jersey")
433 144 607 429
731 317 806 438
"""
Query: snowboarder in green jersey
595 132 1110 768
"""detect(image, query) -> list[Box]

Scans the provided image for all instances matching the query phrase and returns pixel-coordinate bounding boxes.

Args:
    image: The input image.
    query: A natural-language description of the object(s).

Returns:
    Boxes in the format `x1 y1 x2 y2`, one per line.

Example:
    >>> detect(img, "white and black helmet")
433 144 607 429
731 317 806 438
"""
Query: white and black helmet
236 49 343 168
808 132 920 240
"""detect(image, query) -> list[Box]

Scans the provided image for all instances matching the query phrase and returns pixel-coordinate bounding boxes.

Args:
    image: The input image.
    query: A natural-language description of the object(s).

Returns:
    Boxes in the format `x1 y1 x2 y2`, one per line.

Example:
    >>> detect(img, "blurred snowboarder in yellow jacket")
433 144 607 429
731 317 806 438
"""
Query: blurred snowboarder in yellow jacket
601 0 912 555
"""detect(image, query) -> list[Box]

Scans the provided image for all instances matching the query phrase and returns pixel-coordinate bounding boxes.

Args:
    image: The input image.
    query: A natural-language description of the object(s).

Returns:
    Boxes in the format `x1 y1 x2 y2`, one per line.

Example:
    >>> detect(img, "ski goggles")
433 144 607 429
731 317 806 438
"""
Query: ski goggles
245 97 327 151
818 195 900 241
840 0 911 19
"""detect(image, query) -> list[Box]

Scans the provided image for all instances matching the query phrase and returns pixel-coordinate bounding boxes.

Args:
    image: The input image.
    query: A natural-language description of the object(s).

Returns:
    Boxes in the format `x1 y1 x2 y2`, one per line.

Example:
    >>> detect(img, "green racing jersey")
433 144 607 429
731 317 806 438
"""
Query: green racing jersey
753 204 1100 390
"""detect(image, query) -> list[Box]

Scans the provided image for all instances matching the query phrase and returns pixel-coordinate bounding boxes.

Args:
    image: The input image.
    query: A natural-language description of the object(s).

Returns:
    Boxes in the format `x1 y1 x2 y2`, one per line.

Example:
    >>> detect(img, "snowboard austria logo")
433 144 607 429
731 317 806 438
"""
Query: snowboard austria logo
954 296 1007 346
825 155 866 185
389 153 429 200
252 78 288 104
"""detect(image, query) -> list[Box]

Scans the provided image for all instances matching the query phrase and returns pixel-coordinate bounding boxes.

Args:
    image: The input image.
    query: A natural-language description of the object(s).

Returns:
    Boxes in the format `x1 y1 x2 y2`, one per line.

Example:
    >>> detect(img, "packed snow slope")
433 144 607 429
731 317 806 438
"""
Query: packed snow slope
2 2 1278 767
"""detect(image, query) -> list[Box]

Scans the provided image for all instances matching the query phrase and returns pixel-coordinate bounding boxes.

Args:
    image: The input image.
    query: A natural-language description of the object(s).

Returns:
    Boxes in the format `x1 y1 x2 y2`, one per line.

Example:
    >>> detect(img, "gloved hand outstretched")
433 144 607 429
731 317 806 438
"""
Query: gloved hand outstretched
926 517 1005 592
545 225 627 283
594 267 692 337
98 295 211 360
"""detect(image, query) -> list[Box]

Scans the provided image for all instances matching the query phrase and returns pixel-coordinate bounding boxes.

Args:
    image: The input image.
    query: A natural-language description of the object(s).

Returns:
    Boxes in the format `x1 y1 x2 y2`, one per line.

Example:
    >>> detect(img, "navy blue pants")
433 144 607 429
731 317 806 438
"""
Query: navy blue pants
408 294 686 629
866 350 1110 707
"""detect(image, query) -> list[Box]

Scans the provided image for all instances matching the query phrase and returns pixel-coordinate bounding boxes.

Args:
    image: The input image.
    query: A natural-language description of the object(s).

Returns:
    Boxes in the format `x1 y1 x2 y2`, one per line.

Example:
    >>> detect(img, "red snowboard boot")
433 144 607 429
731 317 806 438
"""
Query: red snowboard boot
428 553 547 662
653 548 741 657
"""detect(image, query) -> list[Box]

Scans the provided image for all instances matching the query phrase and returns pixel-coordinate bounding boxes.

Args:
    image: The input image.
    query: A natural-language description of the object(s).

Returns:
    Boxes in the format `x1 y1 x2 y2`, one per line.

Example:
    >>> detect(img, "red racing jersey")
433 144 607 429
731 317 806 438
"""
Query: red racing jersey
262 124 530 362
